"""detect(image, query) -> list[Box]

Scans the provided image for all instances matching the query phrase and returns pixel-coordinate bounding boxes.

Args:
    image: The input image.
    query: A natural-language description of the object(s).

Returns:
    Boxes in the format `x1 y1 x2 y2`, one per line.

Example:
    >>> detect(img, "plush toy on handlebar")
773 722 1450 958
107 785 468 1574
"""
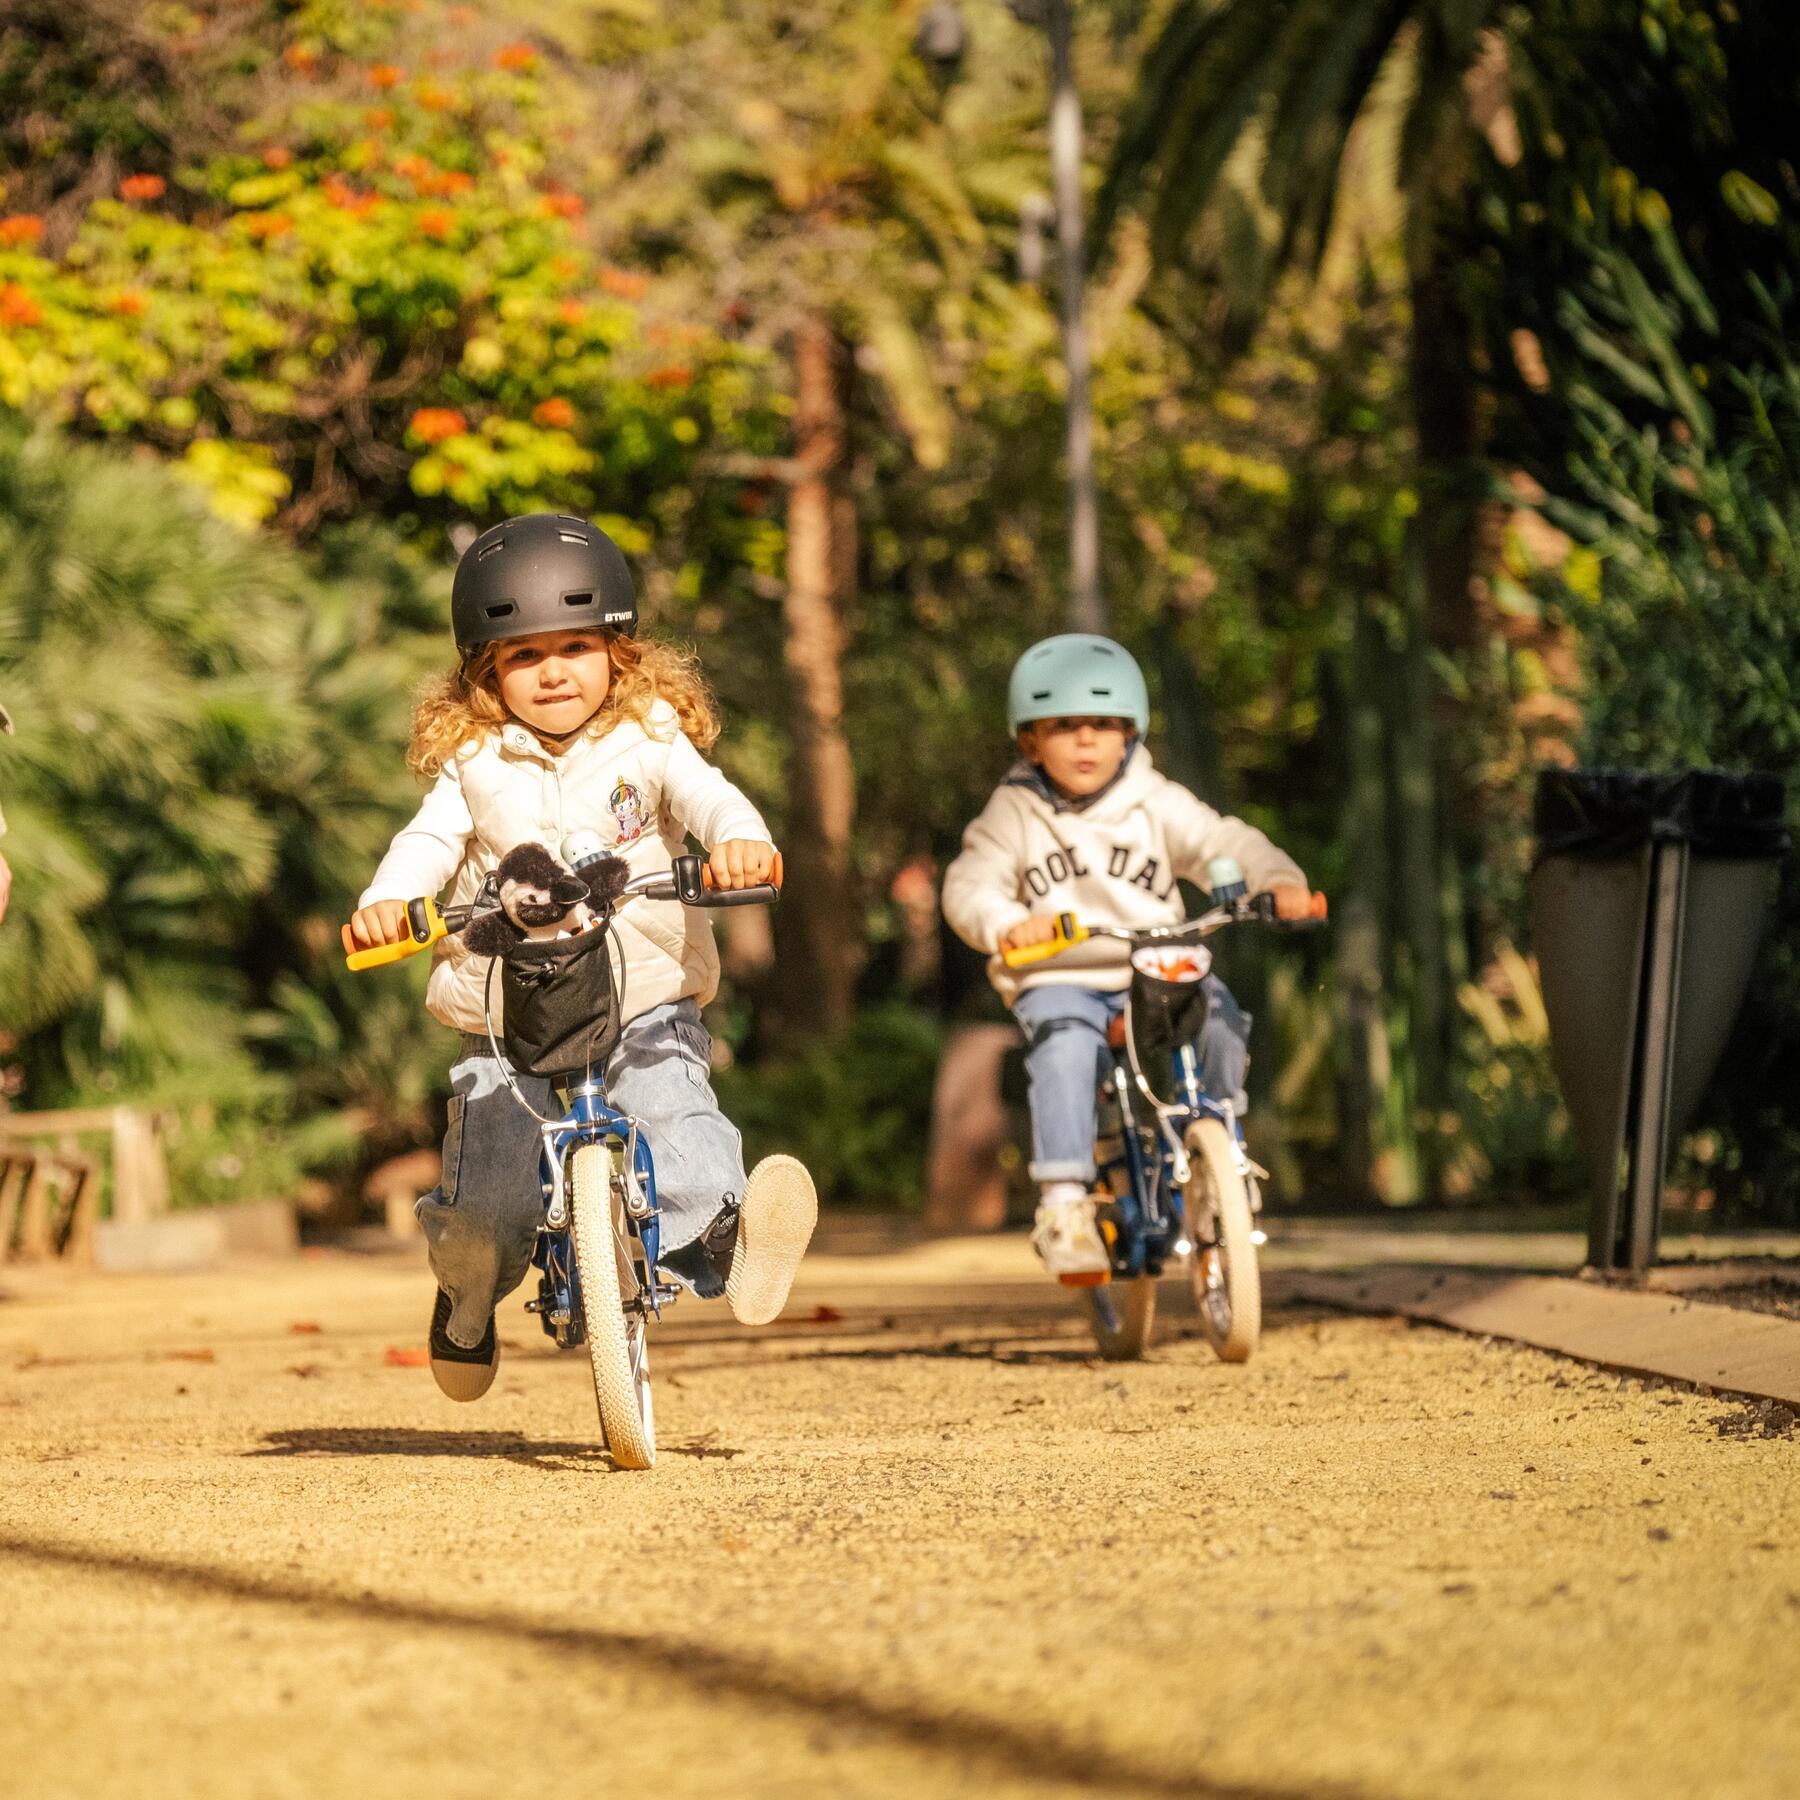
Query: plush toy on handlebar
463 842 631 957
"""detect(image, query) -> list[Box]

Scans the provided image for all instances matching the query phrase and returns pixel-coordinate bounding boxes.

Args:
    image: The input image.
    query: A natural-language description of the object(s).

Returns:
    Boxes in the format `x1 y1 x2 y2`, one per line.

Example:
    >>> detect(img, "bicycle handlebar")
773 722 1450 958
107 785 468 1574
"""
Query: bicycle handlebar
999 889 1328 971
344 851 783 972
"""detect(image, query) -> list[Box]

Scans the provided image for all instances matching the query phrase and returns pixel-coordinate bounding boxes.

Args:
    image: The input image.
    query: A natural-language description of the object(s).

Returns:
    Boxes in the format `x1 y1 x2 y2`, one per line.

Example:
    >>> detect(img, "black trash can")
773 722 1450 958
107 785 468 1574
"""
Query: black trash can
1531 769 1788 1273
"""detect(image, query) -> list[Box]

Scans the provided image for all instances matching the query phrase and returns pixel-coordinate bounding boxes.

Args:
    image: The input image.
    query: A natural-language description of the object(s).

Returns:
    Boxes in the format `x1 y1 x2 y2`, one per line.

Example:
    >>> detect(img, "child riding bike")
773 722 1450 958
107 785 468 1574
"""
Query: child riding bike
342 513 817 1400
941 634 1314 1278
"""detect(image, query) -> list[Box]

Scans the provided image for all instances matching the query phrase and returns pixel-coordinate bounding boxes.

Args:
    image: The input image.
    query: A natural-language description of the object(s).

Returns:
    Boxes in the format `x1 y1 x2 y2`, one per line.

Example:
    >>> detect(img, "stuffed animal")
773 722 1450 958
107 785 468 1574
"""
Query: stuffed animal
464 838 626 957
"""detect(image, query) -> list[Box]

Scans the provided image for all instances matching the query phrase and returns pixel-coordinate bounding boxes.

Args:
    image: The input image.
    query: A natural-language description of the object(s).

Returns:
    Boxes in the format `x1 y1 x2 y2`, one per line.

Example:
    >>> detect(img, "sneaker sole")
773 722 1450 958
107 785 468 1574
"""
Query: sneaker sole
726 1154 818 1325
430 1331 500 1402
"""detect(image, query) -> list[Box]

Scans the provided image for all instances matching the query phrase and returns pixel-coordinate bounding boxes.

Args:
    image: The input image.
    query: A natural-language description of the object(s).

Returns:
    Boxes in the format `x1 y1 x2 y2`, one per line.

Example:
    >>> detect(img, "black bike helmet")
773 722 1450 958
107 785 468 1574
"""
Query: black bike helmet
450 513 637 654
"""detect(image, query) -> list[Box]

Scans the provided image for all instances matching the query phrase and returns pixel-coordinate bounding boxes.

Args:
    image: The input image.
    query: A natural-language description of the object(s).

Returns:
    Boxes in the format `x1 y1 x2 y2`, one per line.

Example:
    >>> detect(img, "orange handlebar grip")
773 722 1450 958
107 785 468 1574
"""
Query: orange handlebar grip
701 849 785 892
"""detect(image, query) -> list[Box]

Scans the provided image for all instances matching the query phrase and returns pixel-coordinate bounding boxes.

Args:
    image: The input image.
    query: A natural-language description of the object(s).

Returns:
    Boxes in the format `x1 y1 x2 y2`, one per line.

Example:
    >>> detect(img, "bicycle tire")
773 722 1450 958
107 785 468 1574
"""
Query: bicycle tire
1184 1118 1261 1362
1084 1274 1157 1361
570 1141 656 1468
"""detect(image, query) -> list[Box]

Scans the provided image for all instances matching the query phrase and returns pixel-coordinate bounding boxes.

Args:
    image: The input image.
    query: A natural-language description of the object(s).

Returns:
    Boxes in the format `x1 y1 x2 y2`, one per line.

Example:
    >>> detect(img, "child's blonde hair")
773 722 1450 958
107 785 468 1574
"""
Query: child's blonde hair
407 632 722 779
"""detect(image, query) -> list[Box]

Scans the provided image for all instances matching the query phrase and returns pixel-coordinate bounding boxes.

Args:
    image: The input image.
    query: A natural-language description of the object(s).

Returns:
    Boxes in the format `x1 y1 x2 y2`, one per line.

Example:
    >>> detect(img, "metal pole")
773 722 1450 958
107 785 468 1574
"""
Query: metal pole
1047 0 1104 634
1623 839 1688 1272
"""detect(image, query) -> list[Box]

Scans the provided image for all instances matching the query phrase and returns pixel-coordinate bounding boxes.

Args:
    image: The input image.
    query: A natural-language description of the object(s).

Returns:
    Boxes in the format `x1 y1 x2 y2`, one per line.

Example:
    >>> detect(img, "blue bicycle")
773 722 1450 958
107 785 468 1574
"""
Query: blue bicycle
349 850 777 1469
1003 875 1327 1363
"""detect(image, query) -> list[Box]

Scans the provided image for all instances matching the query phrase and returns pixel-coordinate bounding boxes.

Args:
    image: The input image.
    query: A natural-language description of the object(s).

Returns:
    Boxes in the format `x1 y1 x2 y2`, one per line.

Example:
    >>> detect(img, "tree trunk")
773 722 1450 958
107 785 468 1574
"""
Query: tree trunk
1400 252 1491 1196
1336 596 1410 1203
773 315 860 1042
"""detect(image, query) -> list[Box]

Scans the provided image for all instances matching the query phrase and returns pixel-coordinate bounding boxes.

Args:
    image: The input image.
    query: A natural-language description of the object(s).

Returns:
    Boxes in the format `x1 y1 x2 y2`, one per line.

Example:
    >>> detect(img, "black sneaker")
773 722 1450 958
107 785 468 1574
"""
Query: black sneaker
428 1288 500 1402
656 1202 739 1300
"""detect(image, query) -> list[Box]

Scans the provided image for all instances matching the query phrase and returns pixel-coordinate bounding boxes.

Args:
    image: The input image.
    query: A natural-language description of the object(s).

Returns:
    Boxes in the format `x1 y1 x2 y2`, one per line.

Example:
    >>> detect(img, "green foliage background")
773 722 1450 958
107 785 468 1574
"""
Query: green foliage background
0 0 1795 1218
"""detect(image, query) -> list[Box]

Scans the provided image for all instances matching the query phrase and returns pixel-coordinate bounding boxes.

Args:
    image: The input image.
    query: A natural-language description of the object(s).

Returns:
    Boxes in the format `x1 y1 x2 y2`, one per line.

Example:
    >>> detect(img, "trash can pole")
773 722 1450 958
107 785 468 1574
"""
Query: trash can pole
1622 839 1690 1272
1579 844 1653 1273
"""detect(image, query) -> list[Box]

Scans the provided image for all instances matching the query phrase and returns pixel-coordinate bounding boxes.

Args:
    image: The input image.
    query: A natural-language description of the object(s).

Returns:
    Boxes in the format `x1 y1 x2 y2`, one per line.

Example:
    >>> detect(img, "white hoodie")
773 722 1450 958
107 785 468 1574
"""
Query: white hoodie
941 745 1305 1004
359 699 771 1037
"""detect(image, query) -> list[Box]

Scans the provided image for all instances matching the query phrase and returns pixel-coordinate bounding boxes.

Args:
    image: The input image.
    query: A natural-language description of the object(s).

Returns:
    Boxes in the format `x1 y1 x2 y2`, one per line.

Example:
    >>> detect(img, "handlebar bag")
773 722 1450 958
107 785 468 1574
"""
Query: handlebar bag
1125 945 1213 1105
494 924 621 1077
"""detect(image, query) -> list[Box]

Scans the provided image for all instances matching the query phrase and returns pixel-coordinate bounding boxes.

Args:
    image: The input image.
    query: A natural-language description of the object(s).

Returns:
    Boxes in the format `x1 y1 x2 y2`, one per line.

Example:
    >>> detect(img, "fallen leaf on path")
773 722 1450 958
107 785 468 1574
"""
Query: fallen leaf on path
384 1346 429 1367
162 1349 215 1363
289 1322 323 1335
780 1303 843 1325
288 1363 324 1380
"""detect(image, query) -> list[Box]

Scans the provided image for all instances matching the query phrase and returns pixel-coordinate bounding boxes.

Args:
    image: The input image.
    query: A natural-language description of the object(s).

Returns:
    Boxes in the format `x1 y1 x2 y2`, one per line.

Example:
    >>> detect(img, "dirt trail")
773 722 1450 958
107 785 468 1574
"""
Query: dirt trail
2 1235 1796 1800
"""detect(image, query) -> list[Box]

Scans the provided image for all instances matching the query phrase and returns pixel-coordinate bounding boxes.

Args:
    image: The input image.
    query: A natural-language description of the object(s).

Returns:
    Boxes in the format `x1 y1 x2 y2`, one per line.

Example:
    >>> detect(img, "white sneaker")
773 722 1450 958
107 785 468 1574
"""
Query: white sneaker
725 1154 818 1325
1032 1195 1110 1278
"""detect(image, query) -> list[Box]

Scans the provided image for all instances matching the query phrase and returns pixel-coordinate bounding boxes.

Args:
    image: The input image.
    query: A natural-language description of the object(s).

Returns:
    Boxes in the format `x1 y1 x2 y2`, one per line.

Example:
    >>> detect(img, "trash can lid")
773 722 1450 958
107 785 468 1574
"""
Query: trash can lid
1535 768 1790 859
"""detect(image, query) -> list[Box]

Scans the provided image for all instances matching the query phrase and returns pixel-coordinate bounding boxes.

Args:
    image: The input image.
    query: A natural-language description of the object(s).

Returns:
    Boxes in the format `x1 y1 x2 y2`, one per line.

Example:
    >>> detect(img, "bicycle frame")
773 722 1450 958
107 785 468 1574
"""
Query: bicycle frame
1095 1023 1246 1281
526 1070 678 1350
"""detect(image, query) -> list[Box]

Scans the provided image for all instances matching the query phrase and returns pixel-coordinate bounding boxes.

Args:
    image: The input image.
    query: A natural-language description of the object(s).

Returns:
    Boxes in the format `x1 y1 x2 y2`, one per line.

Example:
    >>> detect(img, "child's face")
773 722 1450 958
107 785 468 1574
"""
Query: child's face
493 629 611 736
1018 716 1131 797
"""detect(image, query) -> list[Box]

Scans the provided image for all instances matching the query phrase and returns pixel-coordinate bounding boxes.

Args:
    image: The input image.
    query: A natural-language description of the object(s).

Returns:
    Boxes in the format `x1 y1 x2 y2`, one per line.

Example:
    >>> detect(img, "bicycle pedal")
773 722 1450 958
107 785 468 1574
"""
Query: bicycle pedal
1058 1269 1111 1288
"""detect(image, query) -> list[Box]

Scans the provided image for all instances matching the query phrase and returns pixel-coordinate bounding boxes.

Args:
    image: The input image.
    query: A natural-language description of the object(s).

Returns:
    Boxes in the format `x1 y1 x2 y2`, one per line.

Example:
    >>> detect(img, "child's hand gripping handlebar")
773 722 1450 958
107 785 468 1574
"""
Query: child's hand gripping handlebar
1000 912 1090 969
345 897 476 971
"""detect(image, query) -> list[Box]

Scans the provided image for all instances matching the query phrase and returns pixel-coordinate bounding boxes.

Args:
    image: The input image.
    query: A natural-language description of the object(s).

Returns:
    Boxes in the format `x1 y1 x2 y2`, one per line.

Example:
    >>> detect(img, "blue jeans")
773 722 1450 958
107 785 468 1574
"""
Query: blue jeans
1012 979 1251 1184
420 998 746 1348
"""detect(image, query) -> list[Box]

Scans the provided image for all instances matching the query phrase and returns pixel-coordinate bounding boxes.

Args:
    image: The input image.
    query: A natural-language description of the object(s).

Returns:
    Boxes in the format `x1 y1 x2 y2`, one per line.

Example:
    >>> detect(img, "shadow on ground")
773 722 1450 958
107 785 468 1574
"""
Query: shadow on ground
0 1531 1360 1800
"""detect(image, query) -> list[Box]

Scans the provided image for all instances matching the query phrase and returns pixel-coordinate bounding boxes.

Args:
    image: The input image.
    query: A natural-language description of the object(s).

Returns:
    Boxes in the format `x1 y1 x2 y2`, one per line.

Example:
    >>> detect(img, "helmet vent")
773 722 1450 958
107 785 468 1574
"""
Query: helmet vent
559 529 589 546
476 538 505 561
483 601 517 621
562 591 594 608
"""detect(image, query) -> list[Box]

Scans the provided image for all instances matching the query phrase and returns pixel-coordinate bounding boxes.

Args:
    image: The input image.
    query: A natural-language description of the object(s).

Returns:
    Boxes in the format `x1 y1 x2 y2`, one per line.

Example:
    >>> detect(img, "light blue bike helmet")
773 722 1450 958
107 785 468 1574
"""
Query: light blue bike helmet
1007 634 1149 736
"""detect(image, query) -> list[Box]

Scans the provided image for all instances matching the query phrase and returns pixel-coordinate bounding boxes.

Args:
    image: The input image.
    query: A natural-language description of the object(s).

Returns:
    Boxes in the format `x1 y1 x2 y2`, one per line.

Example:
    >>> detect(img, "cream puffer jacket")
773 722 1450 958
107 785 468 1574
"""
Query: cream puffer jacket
359 700 772 1036
942 744 1306 1005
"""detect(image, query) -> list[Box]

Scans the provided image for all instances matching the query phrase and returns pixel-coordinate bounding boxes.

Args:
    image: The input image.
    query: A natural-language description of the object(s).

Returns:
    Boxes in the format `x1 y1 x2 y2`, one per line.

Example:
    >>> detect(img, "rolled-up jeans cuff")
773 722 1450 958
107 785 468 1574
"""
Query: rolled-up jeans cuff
1029 1157 1095 1185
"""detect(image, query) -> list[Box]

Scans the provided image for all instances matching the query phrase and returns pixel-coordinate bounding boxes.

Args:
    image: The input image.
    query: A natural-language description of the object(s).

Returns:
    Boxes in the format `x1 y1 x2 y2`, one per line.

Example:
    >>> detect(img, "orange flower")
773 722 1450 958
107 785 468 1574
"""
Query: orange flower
110 291 148 317
0 215 46 247
244 211 294 240
284 43 320 73
416 81 454 112
321 176 380 217
119 174 167 202
538 191 583 220
532 397 577 430
416 208 455 240
262 146 295 169
557 298 586 325
0 284 43 328
409 407 468 444
550 256 582 279
598 267 648 300
419 168 474 197
495 42 539 71
363 108 396 131
646 365 693 390
393 154 432 184
369 64 404 89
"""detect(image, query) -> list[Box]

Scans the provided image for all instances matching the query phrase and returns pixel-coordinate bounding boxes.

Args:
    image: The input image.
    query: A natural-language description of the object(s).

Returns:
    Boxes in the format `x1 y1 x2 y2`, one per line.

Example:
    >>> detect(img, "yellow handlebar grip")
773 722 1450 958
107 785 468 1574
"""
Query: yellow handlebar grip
1000 913 1087 969
346 898 447 971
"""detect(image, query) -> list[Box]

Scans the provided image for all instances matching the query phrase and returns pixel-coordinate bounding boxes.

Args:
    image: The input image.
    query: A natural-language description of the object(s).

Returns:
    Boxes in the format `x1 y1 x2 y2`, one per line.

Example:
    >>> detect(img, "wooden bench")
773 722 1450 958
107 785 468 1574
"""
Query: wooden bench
0 1106 171 1266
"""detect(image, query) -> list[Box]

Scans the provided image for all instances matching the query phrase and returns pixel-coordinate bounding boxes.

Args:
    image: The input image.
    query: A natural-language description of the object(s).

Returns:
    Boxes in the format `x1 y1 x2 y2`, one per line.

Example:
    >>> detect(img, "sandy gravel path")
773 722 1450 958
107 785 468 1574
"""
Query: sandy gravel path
2 1235 1796 1800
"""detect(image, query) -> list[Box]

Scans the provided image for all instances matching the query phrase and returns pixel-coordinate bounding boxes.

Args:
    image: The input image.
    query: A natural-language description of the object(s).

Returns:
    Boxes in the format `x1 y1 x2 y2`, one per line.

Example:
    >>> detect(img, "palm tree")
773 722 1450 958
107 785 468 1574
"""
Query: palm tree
609 0 1045 1041
1098 0 1507 1189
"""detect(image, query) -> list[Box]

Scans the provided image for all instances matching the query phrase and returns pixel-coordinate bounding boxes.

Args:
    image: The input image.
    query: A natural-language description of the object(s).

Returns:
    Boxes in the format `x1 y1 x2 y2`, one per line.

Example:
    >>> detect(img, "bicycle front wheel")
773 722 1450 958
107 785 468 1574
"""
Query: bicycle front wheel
1184 1118 1261 1363
570 1141 656 1469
